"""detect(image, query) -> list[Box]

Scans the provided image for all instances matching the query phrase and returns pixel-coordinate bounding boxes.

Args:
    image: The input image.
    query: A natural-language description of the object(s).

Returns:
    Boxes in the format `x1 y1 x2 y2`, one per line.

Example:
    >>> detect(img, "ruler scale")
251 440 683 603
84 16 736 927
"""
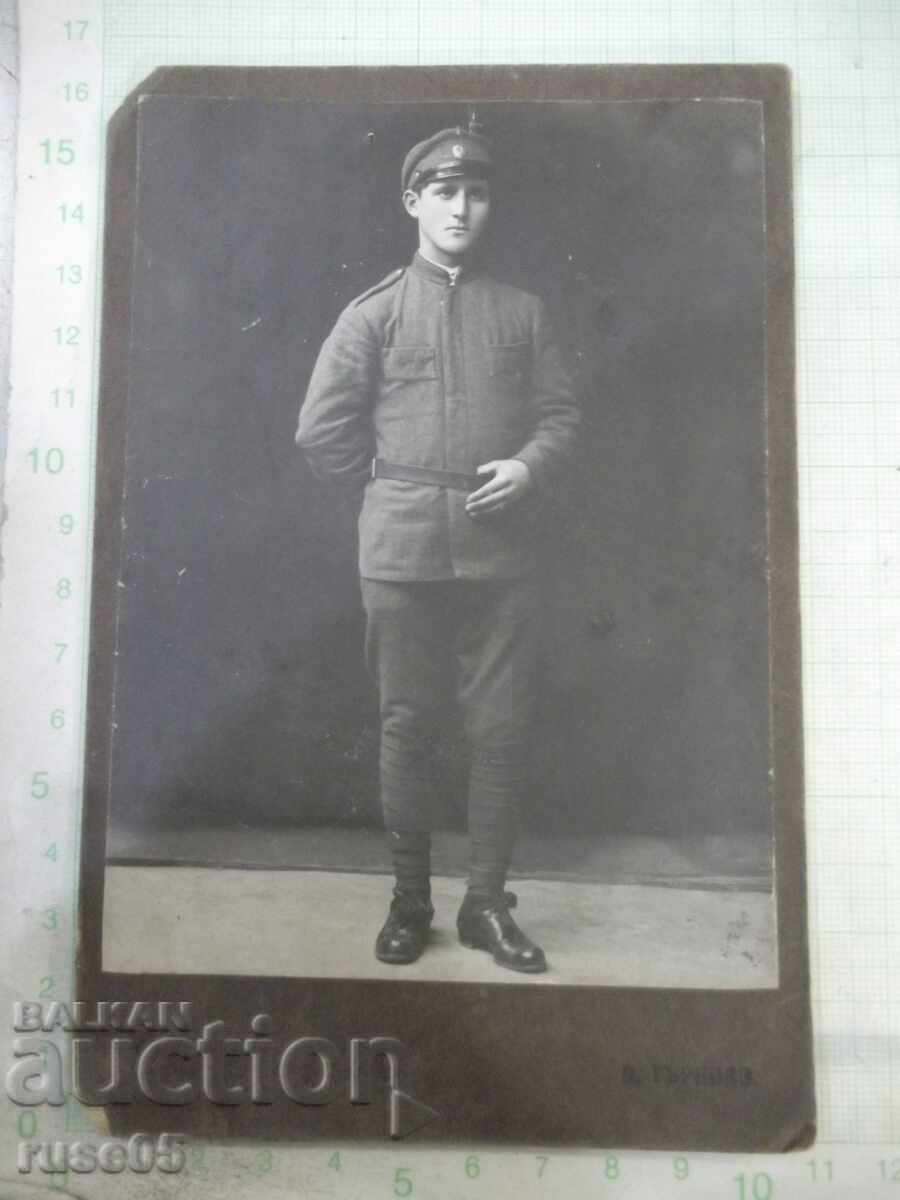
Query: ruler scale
1 0 104 1118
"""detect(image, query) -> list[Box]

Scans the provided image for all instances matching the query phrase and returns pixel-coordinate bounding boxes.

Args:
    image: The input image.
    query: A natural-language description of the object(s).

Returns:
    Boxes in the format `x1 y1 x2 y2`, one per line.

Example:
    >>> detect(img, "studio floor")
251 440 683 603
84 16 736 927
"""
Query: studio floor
103 865 778 988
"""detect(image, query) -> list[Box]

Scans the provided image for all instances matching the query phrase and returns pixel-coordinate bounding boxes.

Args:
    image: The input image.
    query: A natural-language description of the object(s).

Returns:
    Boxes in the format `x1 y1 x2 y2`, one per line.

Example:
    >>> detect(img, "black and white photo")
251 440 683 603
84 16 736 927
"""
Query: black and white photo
78 65 813 1149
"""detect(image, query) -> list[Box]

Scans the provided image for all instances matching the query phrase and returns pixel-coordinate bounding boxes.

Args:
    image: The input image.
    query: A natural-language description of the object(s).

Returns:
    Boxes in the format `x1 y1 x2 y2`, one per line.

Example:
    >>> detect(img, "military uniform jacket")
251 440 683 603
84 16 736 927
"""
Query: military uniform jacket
296 251 580 580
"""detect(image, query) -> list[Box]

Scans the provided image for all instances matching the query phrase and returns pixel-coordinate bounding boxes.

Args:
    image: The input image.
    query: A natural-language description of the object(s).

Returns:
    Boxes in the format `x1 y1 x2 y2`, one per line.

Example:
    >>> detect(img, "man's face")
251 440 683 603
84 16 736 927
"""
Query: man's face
403 175 491 265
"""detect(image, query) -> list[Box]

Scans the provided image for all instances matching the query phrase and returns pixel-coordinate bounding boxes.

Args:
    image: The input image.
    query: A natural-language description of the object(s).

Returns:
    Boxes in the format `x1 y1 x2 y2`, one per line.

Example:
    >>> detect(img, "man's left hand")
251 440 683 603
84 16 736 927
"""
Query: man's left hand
465 459 534 517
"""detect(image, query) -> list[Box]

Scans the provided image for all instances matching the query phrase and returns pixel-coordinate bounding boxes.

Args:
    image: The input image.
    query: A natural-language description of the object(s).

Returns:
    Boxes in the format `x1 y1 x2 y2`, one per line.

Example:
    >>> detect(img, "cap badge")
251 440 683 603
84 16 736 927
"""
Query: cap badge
451 143 466 158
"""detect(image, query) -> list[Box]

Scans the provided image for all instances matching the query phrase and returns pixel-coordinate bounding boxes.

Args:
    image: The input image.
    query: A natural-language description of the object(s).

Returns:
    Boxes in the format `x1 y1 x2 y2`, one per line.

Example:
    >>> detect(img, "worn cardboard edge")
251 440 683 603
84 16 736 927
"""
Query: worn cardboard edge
77 64 814 1151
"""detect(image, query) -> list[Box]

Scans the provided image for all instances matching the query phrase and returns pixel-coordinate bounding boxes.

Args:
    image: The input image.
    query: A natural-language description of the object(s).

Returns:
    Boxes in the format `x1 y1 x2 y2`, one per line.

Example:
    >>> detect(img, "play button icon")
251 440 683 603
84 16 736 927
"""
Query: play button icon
390 1087 440 1139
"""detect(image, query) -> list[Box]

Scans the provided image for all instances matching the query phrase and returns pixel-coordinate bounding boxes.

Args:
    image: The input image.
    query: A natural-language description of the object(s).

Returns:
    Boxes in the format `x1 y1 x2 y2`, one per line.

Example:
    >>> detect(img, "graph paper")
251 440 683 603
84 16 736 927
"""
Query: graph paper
1 1 897 1195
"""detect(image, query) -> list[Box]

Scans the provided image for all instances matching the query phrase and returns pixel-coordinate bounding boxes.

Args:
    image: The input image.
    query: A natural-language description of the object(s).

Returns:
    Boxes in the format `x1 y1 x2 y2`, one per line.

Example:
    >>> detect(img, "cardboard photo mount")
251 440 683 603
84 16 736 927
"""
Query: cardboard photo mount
77 64 813 1150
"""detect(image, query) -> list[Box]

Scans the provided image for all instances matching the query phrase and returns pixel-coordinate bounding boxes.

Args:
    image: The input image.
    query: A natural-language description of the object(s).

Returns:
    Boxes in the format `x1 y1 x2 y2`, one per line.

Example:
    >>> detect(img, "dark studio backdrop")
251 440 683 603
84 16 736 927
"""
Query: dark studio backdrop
107 96 769 851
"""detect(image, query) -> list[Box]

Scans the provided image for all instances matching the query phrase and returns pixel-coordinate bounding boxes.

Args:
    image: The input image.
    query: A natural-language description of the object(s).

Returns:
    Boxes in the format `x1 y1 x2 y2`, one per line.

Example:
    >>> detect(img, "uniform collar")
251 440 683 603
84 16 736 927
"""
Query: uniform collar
410 249 480 285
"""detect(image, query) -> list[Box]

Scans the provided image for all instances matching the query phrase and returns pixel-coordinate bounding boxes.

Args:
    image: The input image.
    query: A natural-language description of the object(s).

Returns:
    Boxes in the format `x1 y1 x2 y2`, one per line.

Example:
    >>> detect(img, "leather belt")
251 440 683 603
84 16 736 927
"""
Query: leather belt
372 458 480 493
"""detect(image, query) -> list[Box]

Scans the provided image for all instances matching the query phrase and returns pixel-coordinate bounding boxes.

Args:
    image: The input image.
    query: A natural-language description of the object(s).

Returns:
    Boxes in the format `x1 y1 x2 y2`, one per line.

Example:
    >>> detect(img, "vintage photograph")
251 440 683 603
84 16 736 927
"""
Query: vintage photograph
92 86 781 991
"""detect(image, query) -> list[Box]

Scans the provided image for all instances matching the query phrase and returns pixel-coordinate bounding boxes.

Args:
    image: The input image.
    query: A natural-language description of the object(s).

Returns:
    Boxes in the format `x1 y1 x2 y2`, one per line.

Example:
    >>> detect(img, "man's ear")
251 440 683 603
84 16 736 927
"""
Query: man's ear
402 188 420 218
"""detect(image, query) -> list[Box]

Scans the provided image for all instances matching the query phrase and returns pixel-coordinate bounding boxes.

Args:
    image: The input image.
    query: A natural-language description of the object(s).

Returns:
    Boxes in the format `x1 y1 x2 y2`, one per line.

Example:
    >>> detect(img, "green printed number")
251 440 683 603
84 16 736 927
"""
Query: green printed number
536 1155 549 1178
59 515 75 535
605 1154 619 1180
808 1158 833 1182
56 578 72 599
39 976 53 998
465 1154 479 1179
18 1110 37 1137
51 386 76 407
189 1147 208 1177
328 1151 341 1171
250 1149 273 1176
28 447 65 474
40 139 76 166
62 82 89 102
41 907 58 930
674 1156 689 1180
31 770 50 799
54 642 68 663
56 264 83 284
53 325 80 346
63 20 89 39
57 203 84 224
879 1159 900 1182
43 842 58 862
736 1172 773 1199
394 1167 413 1197
50 708 65 729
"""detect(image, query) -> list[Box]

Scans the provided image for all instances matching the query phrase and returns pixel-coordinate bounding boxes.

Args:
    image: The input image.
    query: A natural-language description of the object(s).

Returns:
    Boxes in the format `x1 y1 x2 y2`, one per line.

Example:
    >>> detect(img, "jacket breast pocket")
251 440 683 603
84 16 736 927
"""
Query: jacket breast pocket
487 341 530 381
381 346 438 381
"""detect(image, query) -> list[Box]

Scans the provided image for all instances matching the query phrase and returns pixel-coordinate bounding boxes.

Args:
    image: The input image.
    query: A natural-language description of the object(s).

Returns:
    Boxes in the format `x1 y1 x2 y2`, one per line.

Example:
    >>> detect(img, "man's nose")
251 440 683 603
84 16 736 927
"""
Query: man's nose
450 191 469 215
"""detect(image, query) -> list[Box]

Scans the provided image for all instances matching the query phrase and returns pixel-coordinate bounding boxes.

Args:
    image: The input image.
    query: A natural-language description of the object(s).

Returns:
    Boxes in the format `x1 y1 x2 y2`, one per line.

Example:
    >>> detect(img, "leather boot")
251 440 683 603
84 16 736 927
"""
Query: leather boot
375 889 434 964
456 889 547 973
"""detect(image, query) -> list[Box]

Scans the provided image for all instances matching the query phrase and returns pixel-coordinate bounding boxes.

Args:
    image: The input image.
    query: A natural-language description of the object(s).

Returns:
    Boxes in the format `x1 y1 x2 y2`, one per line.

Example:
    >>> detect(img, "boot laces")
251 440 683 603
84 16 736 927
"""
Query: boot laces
389 889 433 922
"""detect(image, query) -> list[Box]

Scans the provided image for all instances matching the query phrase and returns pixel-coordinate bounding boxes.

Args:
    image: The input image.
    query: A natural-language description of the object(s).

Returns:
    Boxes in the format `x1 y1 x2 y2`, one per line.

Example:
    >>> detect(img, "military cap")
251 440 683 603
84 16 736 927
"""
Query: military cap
401 126 493 193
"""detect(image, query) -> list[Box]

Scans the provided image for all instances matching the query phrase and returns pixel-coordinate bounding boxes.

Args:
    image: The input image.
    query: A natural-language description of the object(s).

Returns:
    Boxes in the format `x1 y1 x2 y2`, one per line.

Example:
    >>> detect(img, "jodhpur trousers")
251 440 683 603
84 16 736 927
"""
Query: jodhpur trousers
360 578 541 858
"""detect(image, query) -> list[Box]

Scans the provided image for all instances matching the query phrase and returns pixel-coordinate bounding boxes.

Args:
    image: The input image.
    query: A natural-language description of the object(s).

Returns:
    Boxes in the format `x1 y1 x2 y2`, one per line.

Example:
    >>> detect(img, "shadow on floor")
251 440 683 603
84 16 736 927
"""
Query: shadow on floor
107 825 773 892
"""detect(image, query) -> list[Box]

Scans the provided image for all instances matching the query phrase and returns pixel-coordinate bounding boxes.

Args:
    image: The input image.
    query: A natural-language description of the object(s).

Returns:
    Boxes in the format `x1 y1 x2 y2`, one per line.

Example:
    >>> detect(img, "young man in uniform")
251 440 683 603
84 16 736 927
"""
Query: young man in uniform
296 121 580 973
